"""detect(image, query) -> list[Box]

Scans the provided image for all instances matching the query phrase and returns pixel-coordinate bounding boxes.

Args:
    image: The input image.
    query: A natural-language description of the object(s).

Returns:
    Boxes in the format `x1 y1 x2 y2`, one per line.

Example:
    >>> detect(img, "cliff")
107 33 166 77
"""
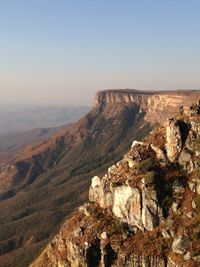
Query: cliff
0 96 151 267
1 89 200 266
30 101 200 267
2 90 200 195
93 89 200 123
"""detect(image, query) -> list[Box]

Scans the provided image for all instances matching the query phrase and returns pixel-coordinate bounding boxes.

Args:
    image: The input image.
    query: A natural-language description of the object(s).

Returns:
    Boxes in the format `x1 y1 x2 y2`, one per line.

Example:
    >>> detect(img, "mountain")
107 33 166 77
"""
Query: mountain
0 105 89 135
0 124 72 161
30 99 200 267
0 89 200 267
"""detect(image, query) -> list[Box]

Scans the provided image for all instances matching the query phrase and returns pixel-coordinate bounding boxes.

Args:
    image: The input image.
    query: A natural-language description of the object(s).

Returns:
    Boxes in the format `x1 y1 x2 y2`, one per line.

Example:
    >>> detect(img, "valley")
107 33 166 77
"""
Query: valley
0 89 200 266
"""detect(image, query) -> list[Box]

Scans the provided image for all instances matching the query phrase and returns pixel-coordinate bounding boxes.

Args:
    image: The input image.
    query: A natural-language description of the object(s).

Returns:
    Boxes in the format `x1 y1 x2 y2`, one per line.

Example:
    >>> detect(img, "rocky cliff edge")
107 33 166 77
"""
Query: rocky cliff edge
30 102 200 267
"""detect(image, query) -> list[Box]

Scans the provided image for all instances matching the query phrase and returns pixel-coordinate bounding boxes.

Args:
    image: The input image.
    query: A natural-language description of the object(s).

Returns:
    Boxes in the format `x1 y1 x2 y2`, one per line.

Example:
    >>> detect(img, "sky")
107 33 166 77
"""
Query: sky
0 0 200 106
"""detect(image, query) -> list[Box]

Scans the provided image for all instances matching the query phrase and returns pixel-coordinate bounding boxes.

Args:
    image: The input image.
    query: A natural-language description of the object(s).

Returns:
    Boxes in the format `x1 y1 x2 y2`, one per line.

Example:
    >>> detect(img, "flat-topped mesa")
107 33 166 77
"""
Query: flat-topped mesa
93 89 200 124
93 89 153 110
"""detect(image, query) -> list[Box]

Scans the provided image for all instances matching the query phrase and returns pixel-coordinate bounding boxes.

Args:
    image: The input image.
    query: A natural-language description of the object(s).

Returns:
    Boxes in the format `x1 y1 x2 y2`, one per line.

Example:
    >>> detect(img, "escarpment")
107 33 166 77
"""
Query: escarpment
1 89 200 195
30 102 200 267
93 89 200 124
1 89 200 266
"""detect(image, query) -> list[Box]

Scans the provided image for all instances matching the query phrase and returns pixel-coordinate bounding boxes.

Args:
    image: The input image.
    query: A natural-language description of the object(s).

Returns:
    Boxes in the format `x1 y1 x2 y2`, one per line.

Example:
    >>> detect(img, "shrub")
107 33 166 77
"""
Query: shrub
144 171 156 186
134 157 156 174
112 181 122 187
194 195 200 213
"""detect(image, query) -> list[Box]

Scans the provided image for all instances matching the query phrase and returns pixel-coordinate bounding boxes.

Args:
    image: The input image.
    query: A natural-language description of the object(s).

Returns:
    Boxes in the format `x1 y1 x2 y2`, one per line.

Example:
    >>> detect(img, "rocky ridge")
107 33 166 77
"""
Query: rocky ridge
1 90 200 195
1 90 200 267
30 101 200 267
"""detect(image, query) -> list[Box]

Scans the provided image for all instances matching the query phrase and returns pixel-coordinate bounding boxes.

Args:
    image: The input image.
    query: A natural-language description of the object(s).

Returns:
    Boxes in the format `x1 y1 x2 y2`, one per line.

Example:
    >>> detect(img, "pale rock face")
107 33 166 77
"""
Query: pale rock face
192 200 196 209
162 229 171 239
89 176 113 209
127 158 136 168
172 235 189 255
140 177 163 230
188 179 200 195
108 165 117 174
188 181 196 192
112 186 143 229
164 103 200 171
171 202 179 214
124 153 138 168
90 176 163 231
166 119 182 162
91 176 101 188
89 176 103 204
183 251 191 261
141 188 163 230
196 182 200 194
131 140 143 148
150 144 167 164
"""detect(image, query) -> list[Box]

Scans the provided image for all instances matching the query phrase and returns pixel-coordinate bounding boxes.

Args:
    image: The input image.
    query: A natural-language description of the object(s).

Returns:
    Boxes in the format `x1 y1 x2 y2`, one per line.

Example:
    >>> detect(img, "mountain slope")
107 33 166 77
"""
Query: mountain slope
0 89 200 267
0 124 72 161
0 102 150 267
30 100 200 267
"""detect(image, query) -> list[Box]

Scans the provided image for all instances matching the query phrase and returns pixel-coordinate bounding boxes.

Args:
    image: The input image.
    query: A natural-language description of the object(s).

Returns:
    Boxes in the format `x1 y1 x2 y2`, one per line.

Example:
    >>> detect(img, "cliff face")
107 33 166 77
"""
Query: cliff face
94 89 200 123
30 102 200 267
1 89 200 266
1 90 200 194
93 90 151 109
89 145 163 232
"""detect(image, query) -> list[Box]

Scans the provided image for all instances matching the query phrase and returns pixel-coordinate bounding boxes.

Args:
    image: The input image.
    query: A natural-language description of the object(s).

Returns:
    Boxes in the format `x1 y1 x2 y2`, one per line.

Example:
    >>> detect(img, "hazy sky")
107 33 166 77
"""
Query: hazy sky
0 1 200 105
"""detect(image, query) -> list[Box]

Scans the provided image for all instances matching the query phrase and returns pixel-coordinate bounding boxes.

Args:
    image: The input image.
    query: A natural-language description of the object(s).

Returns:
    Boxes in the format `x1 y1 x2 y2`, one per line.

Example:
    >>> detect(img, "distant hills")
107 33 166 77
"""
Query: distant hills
0 124 71 161
0 89 200 267
0 104 89 135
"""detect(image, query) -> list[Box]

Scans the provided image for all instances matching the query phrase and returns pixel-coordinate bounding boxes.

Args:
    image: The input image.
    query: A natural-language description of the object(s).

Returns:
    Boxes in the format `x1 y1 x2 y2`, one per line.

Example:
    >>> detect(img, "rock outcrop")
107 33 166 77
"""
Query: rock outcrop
165 102 200 173
30 101 200 267
2 90 200 267
89 143 163 231
166 119 183 162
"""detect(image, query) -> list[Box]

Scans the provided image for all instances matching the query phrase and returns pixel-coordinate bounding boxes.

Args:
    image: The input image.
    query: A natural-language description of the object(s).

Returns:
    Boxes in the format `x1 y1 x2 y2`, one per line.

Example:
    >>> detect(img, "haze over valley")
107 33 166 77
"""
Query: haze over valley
1 1 200 267
0 105 89 135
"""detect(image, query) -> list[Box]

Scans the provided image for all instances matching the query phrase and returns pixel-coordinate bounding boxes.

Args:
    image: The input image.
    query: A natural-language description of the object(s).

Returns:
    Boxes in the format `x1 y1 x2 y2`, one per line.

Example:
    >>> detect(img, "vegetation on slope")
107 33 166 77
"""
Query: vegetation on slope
0 103 152 267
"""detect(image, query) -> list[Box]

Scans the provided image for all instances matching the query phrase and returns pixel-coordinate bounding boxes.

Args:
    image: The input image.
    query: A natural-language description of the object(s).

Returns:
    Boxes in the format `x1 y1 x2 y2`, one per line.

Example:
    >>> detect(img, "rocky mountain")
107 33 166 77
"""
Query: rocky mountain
0 89 200 267
30 100 200 267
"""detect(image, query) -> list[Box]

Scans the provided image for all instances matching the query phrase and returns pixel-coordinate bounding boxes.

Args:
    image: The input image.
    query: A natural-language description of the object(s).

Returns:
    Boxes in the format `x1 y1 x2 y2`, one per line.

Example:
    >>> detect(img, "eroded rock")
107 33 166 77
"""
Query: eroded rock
166 119 183 162
172 235 189 255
